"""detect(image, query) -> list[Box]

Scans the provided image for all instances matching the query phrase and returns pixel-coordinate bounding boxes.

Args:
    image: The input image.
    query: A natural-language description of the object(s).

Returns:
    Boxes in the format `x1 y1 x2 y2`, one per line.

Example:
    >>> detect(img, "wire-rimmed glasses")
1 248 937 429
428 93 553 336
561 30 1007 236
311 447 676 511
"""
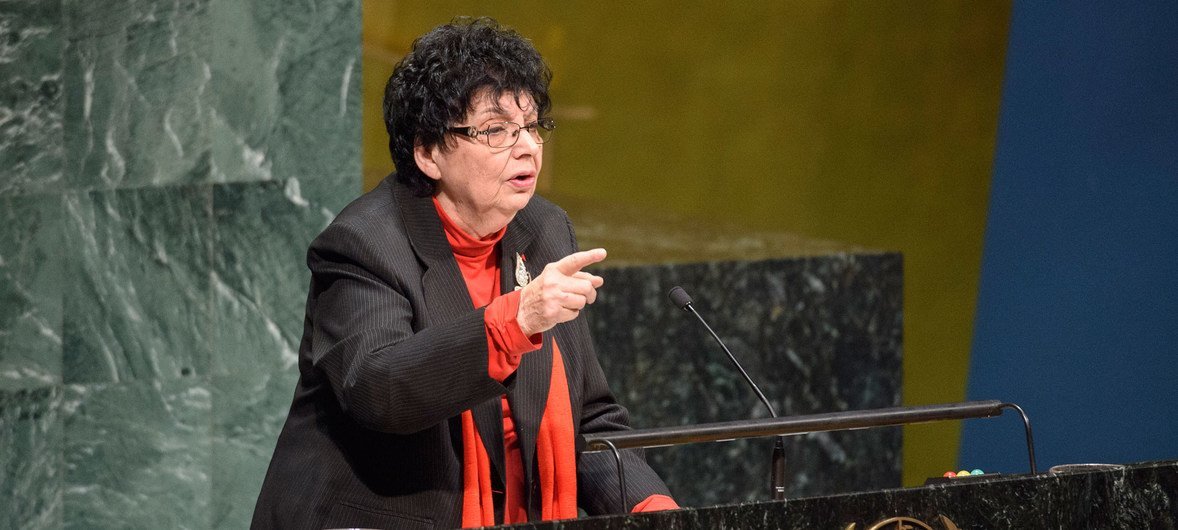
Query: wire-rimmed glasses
447 118 556 149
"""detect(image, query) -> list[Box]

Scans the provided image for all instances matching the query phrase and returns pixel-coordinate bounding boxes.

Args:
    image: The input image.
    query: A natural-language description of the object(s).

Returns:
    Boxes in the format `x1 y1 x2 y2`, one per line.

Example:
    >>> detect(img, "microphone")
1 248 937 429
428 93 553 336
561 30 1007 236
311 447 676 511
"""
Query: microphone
667 286 777 418
668 286 788 500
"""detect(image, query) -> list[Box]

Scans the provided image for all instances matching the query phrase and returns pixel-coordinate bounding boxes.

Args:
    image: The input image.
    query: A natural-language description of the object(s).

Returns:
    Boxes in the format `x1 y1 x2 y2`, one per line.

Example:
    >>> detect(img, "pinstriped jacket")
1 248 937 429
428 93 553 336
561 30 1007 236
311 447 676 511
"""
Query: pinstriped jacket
251 176 671 529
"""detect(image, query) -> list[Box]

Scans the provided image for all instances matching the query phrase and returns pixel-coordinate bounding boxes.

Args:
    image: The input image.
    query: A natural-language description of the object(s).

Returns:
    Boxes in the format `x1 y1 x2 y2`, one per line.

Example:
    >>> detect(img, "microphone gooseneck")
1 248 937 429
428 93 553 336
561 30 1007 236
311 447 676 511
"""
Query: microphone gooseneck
668 286 788 500
668 286 777 419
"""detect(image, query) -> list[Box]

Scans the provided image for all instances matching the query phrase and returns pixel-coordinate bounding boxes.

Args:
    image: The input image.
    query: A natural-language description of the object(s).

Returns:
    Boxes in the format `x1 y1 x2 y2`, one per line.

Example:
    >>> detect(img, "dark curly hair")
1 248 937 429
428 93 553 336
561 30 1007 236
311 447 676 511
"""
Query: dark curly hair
383 17 553 197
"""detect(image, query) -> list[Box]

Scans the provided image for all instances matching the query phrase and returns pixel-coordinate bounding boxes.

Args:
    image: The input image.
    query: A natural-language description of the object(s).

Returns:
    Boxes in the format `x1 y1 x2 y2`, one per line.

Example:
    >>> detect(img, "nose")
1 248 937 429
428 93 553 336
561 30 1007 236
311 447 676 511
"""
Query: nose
512 126 542 155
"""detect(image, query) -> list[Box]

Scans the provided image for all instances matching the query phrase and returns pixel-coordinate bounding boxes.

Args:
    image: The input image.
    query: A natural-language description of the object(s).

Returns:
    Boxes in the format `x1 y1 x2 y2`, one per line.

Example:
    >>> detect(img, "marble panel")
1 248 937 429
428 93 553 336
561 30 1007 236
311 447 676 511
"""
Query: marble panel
588 253 903 507
207 0 360 212
0 194 64 390
62 378 211 529
209 178 342 526
63 0 212 190
507 460 1178 529
0 386 63 529
209 370 298 529
209 178 330 377
0 0 64 196
62 185 213 384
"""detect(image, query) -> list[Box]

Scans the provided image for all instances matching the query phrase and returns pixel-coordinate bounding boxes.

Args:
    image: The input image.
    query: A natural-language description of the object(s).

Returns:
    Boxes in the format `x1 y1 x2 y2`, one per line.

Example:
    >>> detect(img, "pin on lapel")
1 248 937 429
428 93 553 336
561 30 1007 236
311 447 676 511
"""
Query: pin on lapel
514 252 531 291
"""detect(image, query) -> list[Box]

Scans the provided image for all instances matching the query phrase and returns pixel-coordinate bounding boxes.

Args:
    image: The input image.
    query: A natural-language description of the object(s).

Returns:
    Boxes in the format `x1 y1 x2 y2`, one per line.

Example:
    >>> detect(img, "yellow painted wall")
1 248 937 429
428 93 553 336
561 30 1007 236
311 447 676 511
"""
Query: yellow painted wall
362 1 1011 488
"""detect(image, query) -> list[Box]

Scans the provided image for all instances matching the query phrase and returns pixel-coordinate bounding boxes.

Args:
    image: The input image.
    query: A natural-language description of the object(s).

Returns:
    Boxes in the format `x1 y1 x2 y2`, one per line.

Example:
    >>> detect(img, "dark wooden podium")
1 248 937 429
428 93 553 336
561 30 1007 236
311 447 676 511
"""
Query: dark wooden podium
497 459 1178 528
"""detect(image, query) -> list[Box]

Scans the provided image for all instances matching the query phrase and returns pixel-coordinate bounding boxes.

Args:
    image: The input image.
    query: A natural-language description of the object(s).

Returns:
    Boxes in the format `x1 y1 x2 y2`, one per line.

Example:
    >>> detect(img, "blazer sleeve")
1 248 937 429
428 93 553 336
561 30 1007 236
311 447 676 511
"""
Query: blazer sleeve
574 337 674 514
305 218 509 435
561 217 674 514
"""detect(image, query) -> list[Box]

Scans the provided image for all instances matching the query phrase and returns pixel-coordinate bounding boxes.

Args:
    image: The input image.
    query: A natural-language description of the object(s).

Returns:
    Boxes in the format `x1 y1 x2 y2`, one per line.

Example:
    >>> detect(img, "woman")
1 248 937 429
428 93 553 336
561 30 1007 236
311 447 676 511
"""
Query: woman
252 17 676 529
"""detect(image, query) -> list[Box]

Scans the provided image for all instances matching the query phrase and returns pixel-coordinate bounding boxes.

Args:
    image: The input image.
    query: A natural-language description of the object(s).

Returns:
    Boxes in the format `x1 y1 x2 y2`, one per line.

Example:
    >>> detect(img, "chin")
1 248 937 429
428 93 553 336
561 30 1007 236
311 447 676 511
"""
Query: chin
514 186 537 202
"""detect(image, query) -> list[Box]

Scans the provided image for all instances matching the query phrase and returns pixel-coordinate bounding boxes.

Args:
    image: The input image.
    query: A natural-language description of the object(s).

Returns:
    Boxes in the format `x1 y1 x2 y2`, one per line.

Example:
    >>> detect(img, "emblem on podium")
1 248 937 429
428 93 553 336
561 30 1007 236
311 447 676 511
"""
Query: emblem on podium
844 514 961 530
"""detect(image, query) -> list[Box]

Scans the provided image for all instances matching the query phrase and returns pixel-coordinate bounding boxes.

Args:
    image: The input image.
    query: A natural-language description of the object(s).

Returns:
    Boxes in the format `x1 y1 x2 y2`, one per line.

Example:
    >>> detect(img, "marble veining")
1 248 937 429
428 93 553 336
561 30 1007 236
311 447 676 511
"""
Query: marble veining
207 0 361 211
210 178 331 377
2 0 361 527
61 185 213 384
0 0 64 196
0 195 64 390
209 370 299 529
63 379 211 529
0 386 63 529
63 0 213 190
206 177 343 527
504 459 1178 529
588 254 903 507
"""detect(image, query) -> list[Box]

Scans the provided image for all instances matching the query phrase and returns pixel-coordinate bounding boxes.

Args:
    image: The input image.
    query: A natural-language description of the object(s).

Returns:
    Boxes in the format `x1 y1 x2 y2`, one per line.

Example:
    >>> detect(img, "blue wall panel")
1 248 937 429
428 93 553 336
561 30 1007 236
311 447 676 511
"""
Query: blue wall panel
963 2 1178 473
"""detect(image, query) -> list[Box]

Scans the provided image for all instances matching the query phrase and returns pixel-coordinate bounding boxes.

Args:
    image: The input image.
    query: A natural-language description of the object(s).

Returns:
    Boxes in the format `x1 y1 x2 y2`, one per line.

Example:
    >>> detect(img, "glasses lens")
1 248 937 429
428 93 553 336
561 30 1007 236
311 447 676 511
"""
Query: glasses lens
531 119 555 144
481 120 554 148
484 123 515 149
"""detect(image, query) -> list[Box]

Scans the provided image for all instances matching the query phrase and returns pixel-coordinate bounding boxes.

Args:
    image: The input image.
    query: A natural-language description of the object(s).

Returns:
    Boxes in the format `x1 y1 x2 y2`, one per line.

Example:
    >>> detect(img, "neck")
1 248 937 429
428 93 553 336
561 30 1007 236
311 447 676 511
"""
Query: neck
434 197 511 239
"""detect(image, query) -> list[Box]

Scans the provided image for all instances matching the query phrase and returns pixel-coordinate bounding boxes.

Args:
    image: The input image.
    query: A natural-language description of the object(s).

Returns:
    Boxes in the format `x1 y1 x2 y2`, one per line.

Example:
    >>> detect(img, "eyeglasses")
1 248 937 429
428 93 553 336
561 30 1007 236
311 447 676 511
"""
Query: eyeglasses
447 118 556 149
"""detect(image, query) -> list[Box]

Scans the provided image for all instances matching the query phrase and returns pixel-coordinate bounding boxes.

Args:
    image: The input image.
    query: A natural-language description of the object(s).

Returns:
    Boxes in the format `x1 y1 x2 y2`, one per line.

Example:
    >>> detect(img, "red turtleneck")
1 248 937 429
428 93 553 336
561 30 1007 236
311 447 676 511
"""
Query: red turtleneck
433 199 678 524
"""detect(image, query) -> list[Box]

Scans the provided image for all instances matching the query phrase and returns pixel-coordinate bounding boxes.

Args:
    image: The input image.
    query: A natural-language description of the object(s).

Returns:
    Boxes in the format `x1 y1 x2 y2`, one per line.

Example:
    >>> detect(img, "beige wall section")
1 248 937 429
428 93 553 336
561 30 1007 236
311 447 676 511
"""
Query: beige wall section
362 1 1011 489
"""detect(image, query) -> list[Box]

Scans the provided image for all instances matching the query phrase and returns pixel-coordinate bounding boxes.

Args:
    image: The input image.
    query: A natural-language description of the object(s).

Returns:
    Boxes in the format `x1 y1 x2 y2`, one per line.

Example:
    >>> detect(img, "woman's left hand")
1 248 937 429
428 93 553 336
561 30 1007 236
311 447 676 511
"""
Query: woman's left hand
516 248 607 336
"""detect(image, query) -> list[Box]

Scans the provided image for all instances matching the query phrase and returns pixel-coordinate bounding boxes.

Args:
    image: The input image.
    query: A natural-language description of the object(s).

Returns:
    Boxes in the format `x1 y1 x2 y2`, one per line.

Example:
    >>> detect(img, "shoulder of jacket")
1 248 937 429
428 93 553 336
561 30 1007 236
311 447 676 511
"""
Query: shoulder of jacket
313 180 410 250
332 180 398 225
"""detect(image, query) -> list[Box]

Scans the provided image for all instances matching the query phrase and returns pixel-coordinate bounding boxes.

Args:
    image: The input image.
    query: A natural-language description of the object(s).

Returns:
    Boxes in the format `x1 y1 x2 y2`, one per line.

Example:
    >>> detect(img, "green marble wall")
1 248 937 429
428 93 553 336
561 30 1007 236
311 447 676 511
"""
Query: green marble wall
0 0 360 527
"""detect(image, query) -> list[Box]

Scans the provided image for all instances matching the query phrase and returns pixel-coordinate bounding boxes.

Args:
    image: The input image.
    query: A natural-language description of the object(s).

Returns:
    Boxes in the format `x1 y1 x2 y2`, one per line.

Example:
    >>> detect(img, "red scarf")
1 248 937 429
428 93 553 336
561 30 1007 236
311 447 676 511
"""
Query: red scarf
433 200 579 525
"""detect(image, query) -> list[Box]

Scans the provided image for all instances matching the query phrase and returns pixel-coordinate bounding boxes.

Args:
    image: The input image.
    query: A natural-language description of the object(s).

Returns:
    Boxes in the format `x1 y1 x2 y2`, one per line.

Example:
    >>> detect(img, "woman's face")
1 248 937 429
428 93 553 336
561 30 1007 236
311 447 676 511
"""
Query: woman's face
418 90 543 236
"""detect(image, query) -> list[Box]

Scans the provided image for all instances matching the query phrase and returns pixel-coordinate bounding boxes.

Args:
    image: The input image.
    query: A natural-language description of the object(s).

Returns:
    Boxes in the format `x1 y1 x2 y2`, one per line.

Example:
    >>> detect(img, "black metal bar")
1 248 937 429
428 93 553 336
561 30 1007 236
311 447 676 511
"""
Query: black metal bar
1000 402 1038 474
599 438 627 513
583 400 1007 452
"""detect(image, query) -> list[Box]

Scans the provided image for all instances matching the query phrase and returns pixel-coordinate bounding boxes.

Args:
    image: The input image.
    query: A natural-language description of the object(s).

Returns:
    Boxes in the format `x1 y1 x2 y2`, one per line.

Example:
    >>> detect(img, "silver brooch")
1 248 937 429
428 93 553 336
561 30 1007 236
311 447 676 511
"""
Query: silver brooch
514 252 531 291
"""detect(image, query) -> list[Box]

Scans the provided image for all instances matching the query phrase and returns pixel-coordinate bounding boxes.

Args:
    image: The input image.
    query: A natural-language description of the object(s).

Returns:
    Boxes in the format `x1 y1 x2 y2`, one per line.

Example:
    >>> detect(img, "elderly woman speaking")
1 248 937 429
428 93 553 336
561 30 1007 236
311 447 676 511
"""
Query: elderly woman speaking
252 17 676 529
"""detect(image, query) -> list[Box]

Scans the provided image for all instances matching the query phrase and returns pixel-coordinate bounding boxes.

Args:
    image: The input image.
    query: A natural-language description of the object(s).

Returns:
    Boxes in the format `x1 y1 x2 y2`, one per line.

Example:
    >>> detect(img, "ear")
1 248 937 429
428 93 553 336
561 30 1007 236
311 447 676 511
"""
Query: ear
413 142 444 182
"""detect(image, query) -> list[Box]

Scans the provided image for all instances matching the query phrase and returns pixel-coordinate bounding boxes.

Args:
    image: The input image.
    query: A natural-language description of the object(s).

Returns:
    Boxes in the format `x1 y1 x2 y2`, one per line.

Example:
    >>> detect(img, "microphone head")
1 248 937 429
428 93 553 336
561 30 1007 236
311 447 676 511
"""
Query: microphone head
667 286 693 310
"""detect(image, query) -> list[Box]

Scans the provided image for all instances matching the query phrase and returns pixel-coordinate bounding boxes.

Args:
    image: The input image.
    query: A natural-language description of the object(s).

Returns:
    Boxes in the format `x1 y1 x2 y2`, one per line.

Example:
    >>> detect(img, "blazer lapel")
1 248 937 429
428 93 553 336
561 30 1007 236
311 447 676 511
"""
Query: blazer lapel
499 210 552 516
394 180 506 487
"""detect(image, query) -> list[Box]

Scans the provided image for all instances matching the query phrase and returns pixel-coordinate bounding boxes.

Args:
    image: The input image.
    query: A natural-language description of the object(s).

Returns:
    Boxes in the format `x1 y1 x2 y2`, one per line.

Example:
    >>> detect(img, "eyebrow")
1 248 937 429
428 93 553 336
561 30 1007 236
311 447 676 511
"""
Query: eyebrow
475 105 510 120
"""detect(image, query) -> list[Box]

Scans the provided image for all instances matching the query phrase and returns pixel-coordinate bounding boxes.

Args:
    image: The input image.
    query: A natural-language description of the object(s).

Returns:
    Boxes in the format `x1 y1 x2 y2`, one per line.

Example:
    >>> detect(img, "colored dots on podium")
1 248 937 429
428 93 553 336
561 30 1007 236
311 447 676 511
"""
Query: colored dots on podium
940 469 986 478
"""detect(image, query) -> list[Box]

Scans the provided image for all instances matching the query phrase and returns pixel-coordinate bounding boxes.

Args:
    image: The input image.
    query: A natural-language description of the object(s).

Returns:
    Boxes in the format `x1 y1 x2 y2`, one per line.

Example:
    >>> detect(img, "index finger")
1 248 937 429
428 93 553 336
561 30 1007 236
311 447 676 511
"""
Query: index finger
553 248 607 275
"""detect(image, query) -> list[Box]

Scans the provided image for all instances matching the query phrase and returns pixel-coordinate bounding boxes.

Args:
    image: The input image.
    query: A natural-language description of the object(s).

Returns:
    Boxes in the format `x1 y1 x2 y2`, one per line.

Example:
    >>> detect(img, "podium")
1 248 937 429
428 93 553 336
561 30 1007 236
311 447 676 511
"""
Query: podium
495 459 1178 528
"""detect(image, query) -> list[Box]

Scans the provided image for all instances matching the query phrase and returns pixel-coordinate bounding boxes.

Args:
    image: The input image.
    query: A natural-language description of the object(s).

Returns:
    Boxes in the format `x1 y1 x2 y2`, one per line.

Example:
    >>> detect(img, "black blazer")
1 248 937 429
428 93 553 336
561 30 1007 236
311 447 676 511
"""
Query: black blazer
251 177 670 529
